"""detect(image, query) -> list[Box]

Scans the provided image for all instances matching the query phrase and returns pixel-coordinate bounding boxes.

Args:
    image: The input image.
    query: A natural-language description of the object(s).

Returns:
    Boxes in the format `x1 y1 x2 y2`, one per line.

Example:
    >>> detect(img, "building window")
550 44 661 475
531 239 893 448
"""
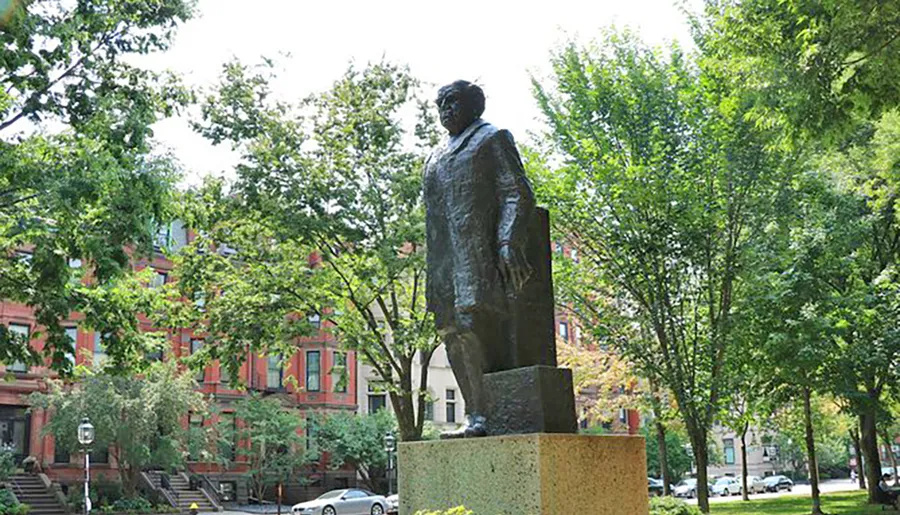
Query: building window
267 355 283 390
575 325 582 344
558 322 568 342
63 327 77 367
580 419 589 429
619 409 627 423
190 339 204 382
150 270 167 289
368 394 386 414
218 413 237 462
68 257 82 269
91 446 109 464
570 248 579 263
308 314 321 329
306 351 320 392
219 362 231 384
724 438 736 465
446 389 456 424
424 401 434 421
188 412 204 461
54 438 70 464
219 482 236 502
367 382 386 414
7 324 30 373
332 352 347 393
93 333 108 370
554 242 563 254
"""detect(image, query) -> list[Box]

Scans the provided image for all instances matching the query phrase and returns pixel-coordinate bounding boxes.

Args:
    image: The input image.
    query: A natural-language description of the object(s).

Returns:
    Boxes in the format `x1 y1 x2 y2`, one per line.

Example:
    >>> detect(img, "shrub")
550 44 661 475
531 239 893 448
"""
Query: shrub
111 497 154 514
0 489 19 515
649 496 702 515
0 448 15 483
414 508 472 515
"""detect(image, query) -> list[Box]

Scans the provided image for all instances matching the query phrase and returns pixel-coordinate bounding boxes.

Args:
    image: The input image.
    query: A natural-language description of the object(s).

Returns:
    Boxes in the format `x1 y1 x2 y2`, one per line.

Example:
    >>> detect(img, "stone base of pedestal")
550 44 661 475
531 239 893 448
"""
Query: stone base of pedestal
398 434 649 515
483 366 578 436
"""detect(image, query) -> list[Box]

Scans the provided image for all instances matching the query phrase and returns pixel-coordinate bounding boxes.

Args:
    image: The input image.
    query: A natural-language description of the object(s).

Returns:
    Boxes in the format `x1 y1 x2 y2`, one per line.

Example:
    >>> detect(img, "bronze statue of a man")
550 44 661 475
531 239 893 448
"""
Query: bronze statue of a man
424 80 536 438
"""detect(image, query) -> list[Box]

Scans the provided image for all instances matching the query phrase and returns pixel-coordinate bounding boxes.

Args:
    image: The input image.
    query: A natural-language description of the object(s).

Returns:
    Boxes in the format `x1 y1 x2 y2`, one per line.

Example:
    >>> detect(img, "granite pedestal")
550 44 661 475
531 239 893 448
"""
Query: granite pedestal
398 434 648 515
483 366 578 436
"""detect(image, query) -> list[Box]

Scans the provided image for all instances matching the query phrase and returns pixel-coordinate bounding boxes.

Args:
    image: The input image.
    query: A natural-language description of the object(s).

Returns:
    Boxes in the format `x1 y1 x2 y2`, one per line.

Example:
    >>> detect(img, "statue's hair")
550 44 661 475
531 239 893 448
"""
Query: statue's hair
437 80 485 119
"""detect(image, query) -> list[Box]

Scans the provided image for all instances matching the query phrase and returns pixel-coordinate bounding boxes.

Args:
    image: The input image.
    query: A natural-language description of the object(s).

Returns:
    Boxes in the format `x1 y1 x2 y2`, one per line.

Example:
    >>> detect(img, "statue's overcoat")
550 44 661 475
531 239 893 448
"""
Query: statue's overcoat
424 119 535 329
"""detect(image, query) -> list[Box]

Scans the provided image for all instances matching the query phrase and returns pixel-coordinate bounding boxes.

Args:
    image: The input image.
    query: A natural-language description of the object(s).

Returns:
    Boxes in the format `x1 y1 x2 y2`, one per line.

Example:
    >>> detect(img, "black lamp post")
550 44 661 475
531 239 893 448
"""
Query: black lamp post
384 432 396 496
77 418 95 515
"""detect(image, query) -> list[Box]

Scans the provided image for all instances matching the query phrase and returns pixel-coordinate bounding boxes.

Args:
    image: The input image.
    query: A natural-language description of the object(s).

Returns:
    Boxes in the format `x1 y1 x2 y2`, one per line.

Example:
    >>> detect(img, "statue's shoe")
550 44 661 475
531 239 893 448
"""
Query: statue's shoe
440 415 487 439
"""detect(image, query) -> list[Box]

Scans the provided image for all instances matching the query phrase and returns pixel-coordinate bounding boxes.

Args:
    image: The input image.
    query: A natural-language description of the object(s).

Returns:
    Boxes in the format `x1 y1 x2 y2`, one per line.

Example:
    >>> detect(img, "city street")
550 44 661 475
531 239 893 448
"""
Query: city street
685 479 861 505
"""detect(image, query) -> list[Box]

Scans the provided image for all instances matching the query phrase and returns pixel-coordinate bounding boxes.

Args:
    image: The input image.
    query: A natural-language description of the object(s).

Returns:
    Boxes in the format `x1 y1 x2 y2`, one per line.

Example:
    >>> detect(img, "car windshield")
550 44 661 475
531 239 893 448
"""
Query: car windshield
714 478 732 485
677 479 697 487
765 476 781 483
317 491 345 500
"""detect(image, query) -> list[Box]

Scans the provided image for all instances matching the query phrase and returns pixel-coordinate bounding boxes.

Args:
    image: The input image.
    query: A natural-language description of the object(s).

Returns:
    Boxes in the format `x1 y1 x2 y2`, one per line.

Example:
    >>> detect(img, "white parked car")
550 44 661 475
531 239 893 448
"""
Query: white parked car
386 494 398 514
711 477 742 497
746 475 767 494
292 489 388 515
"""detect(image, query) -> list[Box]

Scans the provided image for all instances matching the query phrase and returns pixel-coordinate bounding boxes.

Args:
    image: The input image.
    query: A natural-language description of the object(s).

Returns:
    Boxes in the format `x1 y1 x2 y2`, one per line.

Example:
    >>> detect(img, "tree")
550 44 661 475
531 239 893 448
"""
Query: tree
29 362 208 495
699 0 900 140
0 0 195 373
311 410 396 493
530 30 787 513
228 393 314 502
171 59 440 441
642 424 693 485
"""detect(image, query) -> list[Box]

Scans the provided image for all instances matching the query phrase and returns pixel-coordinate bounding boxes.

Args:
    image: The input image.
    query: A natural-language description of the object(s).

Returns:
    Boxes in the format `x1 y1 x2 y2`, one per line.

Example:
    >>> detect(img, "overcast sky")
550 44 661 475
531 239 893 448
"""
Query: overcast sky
140 0 700 185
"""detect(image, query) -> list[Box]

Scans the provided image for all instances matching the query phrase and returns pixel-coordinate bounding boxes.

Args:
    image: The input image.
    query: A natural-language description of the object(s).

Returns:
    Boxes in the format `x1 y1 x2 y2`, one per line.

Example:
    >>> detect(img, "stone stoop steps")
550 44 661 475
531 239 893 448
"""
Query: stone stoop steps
10 474 66 515
148 472 217 514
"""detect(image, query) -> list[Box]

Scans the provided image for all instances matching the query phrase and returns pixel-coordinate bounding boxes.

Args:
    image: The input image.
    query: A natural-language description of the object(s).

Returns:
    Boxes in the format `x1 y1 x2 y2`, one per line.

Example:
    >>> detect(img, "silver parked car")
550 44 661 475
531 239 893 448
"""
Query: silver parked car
746 475 768 494
292 489 388 515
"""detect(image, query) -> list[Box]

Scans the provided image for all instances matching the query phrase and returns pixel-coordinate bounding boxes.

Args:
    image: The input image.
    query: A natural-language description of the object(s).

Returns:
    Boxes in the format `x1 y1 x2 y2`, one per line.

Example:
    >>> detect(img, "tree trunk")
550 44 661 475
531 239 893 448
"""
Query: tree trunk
656 419 671 496
687 425 711 514
859 408 883 504
882 430 899 487
740 422 749 501
850 425 865 490
802 387 824 515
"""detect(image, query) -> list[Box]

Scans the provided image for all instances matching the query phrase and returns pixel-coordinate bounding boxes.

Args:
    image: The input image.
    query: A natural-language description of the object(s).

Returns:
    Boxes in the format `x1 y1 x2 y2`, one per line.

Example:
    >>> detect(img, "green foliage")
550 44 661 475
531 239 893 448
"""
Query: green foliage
642 426 693 483
531 28 789 512
169 59 440 441
29 362 208 495
0 489 23 515
0 0 196 374
649 496 702 515
311 410 396 492
110 497 154 514
699 0 900 139
0 447 14 483
413 509 471 515
228 393 315 501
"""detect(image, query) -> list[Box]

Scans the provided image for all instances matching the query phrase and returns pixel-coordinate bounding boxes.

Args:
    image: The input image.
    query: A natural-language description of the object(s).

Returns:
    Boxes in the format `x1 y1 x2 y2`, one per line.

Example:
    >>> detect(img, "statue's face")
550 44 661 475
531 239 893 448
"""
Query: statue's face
437 87 475 136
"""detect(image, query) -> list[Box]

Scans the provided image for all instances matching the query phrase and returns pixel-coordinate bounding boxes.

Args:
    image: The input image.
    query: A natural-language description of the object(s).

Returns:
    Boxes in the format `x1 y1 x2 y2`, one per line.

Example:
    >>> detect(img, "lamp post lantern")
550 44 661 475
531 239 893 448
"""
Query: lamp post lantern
77 418 94 515
384 432 396 496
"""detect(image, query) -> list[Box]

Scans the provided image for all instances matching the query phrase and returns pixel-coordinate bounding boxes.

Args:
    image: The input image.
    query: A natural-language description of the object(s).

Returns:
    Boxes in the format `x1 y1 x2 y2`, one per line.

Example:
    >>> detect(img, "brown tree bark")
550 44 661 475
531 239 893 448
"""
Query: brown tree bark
656 419 671 496
687 424 711 513
860 408 883 504
740 422 750 501
850 425 866 490
882 430 899 487
802 387 824 515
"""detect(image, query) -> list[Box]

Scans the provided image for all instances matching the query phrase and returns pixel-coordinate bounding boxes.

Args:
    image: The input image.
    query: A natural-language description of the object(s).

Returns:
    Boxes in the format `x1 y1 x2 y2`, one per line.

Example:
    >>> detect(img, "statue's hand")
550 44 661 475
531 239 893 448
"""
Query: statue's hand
498 243 532 292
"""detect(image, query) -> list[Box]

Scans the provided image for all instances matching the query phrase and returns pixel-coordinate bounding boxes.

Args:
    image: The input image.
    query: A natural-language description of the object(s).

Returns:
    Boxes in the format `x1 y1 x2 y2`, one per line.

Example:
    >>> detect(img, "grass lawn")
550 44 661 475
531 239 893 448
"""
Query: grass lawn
709 491 895 514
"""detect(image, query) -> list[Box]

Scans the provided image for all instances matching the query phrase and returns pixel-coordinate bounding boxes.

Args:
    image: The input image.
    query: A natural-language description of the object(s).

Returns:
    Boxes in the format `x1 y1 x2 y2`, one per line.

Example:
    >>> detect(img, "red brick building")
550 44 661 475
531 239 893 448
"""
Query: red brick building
0 222 359 502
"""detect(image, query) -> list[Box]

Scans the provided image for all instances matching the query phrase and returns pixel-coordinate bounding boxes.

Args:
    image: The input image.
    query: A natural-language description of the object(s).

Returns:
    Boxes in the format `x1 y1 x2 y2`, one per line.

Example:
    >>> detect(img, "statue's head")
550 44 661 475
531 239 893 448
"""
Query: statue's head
436 80 485 136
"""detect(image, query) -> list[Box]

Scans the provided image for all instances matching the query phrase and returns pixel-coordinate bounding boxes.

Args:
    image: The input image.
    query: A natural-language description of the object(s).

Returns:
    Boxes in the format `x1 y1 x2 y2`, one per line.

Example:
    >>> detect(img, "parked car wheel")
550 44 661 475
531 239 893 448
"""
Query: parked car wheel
371 503 384 515
323 507 336 515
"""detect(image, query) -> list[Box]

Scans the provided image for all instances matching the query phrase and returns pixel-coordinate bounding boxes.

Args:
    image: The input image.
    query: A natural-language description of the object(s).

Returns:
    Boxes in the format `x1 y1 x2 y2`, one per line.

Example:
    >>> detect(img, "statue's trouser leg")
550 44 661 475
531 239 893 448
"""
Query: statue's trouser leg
444 329 486 417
